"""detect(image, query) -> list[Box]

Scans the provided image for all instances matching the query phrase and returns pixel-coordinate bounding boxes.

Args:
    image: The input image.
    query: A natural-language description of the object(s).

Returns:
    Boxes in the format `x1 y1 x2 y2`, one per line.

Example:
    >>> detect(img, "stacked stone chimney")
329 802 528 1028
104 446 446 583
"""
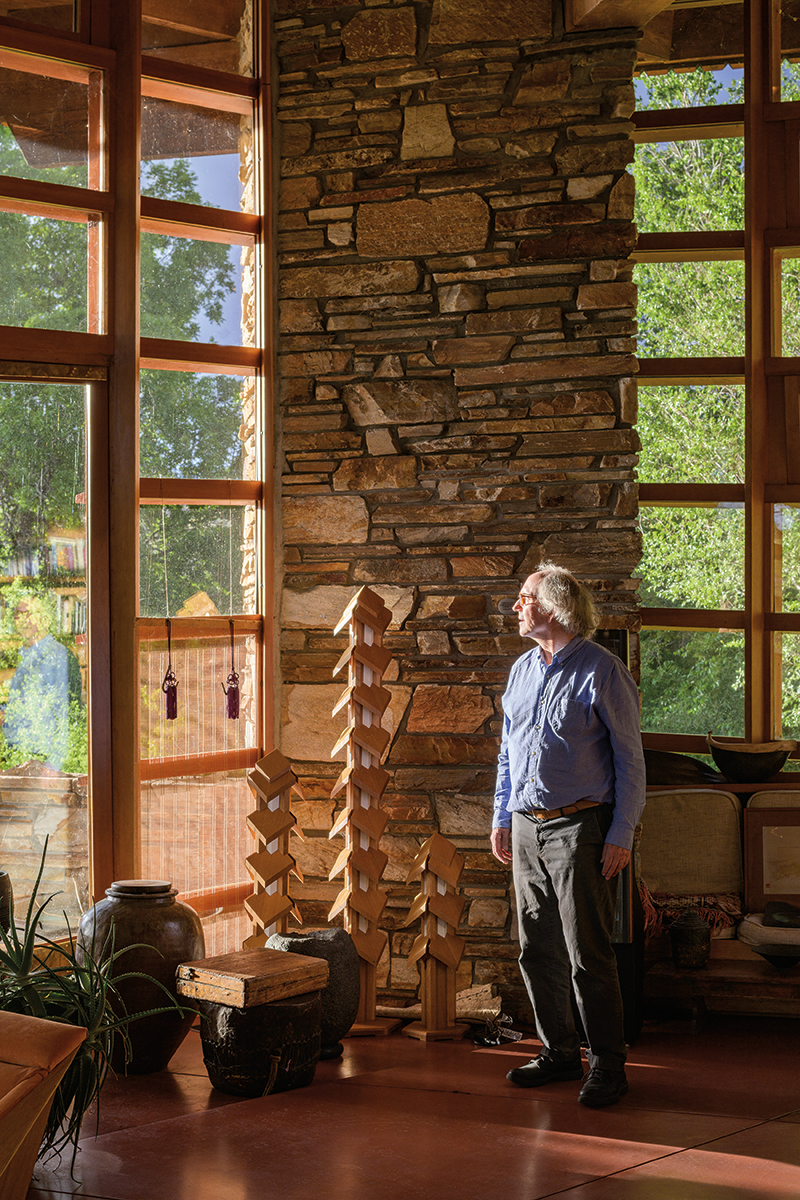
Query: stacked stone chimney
275 0 641 1015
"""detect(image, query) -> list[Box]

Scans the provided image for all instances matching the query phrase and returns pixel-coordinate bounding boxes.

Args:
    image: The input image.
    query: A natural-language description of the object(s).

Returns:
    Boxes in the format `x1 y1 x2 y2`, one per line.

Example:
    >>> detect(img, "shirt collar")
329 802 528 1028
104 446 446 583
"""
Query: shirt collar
536 634 585 667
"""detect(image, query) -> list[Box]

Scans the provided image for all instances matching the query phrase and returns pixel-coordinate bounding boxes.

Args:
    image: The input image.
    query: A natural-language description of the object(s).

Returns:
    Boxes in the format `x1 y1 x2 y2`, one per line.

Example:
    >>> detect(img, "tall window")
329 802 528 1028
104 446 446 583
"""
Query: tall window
0 1 269 942
634 1 800 764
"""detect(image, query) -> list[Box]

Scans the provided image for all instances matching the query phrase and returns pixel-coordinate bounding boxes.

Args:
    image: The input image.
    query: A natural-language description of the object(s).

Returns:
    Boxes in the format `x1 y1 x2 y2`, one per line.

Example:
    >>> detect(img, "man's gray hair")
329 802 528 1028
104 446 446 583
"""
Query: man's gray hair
535 562 598 639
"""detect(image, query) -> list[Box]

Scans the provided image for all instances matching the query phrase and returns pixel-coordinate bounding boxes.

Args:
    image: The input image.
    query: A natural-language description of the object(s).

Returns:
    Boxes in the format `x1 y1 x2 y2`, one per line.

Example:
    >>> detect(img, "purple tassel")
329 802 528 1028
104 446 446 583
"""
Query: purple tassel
222 671 240 718
222 619 240 719
162 619 178 720
163 671 178 720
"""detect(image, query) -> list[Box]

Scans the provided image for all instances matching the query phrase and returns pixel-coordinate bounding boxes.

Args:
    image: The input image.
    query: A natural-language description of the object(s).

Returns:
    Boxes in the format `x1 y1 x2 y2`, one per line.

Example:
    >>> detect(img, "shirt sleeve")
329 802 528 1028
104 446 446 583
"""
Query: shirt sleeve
493 709 513 829
596 661 646 850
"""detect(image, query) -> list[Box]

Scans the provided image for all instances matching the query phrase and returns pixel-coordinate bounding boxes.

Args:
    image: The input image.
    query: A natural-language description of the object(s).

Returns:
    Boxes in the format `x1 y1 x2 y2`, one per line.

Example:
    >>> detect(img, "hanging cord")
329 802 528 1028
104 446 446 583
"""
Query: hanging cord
162 617 178 720
228 500 234 612
222 618 240 719
161 504 170 619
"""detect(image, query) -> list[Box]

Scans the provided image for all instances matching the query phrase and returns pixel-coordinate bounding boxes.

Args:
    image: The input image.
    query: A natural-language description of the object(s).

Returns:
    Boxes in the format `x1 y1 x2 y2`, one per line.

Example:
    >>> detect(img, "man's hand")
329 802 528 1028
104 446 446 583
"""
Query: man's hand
491 826 512 866
600 841 630 880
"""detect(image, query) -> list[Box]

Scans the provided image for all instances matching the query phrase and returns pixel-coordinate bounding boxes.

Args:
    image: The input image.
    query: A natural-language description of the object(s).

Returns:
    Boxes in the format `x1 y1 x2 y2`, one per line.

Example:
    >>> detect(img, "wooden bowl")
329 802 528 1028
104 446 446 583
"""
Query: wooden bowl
707 733 797 783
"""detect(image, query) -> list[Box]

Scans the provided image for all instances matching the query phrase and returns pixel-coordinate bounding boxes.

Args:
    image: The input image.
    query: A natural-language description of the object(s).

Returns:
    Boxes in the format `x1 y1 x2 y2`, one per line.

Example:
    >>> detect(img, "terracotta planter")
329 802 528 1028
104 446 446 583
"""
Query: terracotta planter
78 880 204 1073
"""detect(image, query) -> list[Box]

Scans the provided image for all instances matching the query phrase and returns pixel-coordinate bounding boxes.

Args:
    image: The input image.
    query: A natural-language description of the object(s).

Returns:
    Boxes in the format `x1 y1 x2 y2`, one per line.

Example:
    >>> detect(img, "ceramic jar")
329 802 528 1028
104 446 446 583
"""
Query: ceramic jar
78 880 204 1073
668 909 711 970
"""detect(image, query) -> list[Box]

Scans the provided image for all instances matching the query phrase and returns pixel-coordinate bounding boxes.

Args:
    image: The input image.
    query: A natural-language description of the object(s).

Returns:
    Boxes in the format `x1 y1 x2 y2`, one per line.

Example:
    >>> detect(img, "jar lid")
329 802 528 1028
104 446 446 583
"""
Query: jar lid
107 880 174 896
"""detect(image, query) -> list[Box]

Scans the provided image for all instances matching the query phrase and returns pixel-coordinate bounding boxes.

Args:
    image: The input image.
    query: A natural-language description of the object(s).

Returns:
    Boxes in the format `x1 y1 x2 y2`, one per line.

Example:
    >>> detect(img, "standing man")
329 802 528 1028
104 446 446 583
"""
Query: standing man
491 563 645 1108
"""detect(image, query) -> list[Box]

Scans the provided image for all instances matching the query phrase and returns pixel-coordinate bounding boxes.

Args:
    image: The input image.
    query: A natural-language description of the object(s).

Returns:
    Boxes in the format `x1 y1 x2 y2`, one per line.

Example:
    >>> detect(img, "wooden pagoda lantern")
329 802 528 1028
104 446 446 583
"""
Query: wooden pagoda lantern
243 749 304 948
403 831 467 1041
328 586 398 1035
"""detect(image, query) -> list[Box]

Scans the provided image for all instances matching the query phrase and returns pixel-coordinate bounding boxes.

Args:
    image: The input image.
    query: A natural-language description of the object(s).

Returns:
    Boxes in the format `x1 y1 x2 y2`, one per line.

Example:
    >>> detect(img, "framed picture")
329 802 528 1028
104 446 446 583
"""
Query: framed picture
744 809 800 912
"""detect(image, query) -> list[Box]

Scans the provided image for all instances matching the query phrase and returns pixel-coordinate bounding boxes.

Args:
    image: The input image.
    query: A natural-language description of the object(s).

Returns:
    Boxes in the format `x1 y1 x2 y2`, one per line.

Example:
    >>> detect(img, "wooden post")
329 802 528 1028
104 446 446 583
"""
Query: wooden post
328 587 399 1035
403 832 468 1041
243 749 304 948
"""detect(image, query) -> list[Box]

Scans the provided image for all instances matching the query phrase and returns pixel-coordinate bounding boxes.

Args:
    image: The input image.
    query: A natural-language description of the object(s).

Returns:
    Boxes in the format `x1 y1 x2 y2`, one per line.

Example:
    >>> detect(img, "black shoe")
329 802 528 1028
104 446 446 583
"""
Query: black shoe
578 1067 629 1107
506 1054 583 1087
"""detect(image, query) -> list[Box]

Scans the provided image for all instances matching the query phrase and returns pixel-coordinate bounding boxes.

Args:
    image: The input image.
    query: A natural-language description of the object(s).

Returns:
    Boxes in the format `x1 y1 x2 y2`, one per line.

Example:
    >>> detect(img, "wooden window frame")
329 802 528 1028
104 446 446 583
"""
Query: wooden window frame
633 2 800 756
0 1 273 901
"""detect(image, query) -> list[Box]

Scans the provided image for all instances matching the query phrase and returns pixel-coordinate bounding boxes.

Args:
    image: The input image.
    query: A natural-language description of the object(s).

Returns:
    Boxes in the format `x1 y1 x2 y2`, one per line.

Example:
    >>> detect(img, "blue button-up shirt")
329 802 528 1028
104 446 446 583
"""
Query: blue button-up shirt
493 636 646 850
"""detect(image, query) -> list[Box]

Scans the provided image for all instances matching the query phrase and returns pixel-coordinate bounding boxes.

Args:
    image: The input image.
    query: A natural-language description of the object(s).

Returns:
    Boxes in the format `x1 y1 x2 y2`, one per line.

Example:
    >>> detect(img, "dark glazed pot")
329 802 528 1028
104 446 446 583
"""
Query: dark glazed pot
668 910 711 970
0 870 11 933
78 880 205 1073
266 927 360 1059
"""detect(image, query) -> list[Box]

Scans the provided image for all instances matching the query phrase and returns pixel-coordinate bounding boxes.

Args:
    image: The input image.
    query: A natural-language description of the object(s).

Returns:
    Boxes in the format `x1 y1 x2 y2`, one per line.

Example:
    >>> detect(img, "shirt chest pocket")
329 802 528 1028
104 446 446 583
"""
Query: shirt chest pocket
547 698 589 739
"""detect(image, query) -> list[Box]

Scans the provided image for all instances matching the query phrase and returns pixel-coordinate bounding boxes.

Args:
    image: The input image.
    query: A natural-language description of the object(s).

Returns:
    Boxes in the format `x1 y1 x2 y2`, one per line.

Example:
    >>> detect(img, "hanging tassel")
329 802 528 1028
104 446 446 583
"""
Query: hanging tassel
222 618 240 719
162 618 178 720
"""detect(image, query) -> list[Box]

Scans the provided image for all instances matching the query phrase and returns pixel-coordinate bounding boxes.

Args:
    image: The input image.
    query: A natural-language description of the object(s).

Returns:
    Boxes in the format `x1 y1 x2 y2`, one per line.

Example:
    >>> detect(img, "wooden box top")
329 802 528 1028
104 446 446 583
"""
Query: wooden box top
176 948 329 1008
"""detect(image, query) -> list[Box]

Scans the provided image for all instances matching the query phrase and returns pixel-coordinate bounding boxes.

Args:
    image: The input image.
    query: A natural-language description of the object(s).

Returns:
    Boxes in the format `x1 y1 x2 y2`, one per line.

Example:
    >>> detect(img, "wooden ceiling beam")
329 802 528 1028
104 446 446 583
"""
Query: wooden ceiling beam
566 0 673 32
637 5 745 70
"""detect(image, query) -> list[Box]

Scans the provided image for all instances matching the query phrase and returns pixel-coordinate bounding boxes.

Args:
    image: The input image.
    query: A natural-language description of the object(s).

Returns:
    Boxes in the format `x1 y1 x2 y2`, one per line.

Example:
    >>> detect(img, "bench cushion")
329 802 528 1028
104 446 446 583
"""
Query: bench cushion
639 789 743 895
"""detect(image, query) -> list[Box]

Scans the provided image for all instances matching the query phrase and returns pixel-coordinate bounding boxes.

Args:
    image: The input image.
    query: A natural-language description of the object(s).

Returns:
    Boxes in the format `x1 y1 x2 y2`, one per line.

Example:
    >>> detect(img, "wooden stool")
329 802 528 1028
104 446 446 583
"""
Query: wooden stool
177 948 329 1097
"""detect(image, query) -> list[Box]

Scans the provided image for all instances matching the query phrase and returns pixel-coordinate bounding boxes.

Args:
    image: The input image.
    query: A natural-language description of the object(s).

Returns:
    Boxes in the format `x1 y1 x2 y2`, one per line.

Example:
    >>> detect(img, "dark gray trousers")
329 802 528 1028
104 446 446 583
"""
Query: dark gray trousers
511 806 626 1072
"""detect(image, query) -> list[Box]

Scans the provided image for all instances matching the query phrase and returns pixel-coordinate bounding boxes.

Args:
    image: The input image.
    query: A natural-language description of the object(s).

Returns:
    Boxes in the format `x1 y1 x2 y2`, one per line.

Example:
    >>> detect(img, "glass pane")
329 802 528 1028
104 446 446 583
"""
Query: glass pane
635 41 742 107
139 636 258 759
0 210 94 331
637 385 744 484
633 138 743 234
641 628 745 737
779 1 800 100
0 66 96 188
638 505 744 609
141 97 253 213
779 255 800 356
199 907 252 956
139 504 256 616
140 230 248 346
141 771 251 886
142 0 253 76
140 370 251 480
0 0 76 32
0 380 88 938
635 261 745 357
775 505 800 613
778 634 800 740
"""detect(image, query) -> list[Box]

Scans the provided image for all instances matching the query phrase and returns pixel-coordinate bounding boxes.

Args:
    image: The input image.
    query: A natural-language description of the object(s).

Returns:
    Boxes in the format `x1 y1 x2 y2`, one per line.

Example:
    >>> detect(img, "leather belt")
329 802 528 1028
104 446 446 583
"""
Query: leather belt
526 800 602 821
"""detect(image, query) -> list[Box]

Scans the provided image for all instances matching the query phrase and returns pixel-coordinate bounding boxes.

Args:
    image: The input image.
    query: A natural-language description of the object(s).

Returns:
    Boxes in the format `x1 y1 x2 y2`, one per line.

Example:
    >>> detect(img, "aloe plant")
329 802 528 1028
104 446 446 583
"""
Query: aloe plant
0 839 188 1167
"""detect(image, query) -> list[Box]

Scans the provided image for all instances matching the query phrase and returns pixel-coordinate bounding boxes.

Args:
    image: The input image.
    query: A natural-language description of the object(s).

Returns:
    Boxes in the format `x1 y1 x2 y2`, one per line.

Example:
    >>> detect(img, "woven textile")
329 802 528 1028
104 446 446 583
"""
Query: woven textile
639 879 742 939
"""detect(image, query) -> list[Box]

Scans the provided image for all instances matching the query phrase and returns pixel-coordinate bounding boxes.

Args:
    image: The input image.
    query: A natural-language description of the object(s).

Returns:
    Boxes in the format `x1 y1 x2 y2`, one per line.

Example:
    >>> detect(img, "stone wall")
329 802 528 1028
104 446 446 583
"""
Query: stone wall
0 763 89 937
274 0 641 1016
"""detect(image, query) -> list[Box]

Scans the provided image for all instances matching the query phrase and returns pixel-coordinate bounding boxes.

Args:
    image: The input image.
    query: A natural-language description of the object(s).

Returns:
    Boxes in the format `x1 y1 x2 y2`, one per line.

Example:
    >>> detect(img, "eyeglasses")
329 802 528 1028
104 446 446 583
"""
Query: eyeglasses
497 591 538 614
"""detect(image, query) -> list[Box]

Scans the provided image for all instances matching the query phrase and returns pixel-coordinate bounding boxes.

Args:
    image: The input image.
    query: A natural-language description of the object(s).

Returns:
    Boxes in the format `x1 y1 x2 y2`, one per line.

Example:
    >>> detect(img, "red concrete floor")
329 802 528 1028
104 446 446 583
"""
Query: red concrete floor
27 1012 800 1200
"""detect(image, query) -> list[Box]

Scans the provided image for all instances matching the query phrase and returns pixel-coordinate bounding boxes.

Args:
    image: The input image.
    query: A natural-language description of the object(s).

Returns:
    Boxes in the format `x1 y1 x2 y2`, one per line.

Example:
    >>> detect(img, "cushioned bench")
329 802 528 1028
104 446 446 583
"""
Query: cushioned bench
637 788 800 1027
0 1010 86 1200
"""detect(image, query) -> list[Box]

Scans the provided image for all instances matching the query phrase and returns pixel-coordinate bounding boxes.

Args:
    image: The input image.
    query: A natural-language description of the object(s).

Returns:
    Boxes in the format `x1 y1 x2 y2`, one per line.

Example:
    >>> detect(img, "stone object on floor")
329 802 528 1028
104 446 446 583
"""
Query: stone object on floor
266 927 360 1058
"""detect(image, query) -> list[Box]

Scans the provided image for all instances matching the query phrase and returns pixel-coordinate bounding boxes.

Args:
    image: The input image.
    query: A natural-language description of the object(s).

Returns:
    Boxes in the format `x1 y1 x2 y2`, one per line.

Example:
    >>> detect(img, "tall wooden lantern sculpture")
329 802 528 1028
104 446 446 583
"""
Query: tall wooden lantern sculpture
404 832 467 1041
328 587 398 1035
243 749 304 947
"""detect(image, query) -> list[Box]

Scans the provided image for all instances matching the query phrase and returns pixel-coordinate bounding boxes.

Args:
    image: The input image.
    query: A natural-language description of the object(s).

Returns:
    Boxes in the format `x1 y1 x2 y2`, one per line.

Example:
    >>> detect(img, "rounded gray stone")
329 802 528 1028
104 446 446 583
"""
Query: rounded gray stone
266 928 360 1055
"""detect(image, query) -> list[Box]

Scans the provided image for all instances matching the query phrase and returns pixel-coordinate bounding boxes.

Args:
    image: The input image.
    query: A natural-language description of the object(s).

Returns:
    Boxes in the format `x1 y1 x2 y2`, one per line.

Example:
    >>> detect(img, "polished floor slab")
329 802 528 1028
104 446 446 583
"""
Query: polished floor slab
26 1014 800 1200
